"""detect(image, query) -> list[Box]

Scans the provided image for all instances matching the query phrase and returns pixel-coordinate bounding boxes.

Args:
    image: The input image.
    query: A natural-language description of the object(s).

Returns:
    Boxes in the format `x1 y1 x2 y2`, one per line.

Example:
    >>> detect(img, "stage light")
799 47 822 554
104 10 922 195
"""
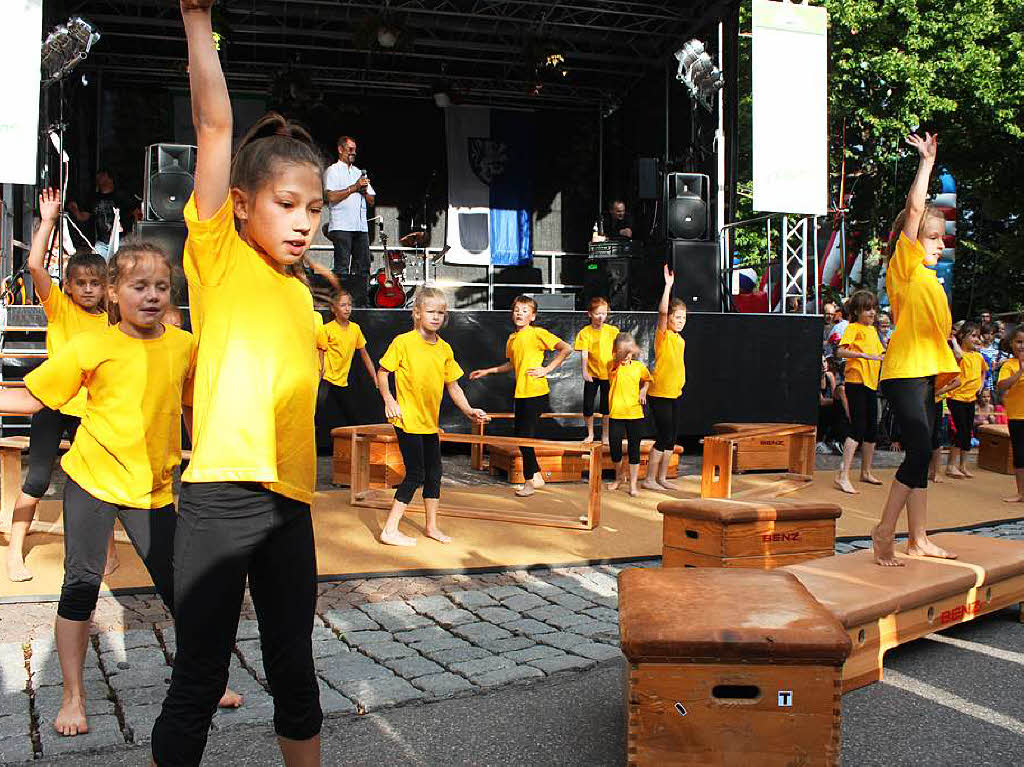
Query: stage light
81 74 89 86
377 26 398 48
41 17 100 84
674 38 723 112
433 89 451 108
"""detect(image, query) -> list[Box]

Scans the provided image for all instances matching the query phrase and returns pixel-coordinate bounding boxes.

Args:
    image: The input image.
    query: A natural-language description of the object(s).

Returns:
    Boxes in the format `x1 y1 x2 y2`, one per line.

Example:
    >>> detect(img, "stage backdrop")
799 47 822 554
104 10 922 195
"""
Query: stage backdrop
445 106 534 266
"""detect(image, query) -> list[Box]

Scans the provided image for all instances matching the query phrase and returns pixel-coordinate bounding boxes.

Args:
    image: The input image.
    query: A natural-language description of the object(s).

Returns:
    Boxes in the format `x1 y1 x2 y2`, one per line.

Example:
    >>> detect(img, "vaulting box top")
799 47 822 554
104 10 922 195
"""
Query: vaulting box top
658 498 842 525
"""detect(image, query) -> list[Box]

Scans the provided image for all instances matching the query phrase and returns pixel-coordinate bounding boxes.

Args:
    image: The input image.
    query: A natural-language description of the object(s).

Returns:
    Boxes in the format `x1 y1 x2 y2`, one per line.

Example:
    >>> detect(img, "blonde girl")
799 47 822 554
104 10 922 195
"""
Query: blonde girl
606 332 652 497
574 297 619 443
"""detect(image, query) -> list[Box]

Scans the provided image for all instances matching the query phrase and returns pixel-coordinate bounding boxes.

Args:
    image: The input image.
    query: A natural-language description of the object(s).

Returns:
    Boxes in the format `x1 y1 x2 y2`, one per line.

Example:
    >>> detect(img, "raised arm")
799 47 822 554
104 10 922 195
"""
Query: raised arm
28 190 60 302
901 133 937 241
948 334 964 362
657 263 674 332
469 361 513 380
182 0 232 220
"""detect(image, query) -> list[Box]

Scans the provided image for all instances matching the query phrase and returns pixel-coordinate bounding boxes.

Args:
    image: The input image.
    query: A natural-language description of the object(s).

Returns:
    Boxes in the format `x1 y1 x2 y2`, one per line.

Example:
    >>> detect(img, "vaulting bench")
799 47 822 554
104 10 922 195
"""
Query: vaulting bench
712 422 796 471
701 423 817 499
331 424 405 488
977 423 1014 474
780 533 1024 692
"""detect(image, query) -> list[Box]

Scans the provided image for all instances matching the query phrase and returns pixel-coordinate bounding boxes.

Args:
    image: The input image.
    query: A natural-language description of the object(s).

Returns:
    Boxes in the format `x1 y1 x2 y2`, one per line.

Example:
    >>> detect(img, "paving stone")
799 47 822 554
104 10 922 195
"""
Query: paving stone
383 656 444 679
361 642 418 662
502 618 556 636
38 713 123 755
393 626 450 645
431 609 478 627
529 608 593 630
516 579 564 597
108 666 172 692
320 686 357 715
338 677 424 711
212 695 275 730
410 672 475 696
502 645 565 664
451 622 511 643
106 646 167 672
448 656 513 678
570 642 625 661
312 640 351 660
0 712 26 739
236 638 262 664
343 630 395 648
501 593 548 612
235 619 261 641
97 629 159 657
485 586 528 600
311 626 336 642
317 654 393 687
407 595 457 616
471 665 545 688
448 591 498 609
424 646 492 666
569 620 618 640
360 601 434 632
474 607 522 625
123 703 163 744
0 733 33 764
322 609 380 634
31 640 101 687
116 684 171 707
538 632 589 651
408 637 470 654
527 654 596 674
547 593 594 611
33 661 105 688
0 692 29 717
582 607 619 624
475 636 537 654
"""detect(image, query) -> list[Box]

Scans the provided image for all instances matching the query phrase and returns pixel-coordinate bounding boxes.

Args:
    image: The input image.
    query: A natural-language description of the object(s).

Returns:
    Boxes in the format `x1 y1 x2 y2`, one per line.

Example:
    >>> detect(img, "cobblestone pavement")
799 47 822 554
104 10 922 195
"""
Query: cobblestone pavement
2 518 1023 764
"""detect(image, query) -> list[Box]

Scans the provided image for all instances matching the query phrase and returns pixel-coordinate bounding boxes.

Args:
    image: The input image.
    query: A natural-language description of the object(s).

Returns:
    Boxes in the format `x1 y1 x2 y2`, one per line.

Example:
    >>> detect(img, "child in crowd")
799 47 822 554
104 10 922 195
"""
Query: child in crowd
574 297 618 444
470 296 571 497
377 288 489 546
975 388 996 429
5 190 114 584
643 265 686 491
606 332 651 497
996 326 1024 503
835 289 885 493
944 322 988 478
877 311 893 349
154 2 326 762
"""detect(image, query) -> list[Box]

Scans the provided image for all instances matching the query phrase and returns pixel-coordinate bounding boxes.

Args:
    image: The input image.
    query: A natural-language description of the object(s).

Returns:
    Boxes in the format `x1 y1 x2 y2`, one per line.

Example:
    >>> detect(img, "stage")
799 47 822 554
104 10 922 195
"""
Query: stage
4 464 1022 601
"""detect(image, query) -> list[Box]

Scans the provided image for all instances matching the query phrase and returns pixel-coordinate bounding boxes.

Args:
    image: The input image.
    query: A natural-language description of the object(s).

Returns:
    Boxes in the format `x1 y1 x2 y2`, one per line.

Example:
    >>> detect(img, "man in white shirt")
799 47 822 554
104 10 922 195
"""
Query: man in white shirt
324 135 376 305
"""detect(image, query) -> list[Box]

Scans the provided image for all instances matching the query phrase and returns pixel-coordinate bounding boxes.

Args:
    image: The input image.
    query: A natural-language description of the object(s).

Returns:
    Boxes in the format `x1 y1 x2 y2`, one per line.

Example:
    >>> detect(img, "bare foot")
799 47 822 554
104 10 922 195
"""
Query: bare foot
1002 495 1024 503
640 479 663 491
606 480 621 492
218 688 244 708
906 539 957 560
871 526 904 567
945 467 967 479
531 473 546 490
833 476 859 494
960 467 974 478
601 436 610 446
658 478 681 491
628 486 639 497
515 483 536 497
425 528 452 544
103 552 120 578
6 555 32 583
860 474 883 485
380 529 417 547
584 434 595 444
930 473 944 484
53 693 89 736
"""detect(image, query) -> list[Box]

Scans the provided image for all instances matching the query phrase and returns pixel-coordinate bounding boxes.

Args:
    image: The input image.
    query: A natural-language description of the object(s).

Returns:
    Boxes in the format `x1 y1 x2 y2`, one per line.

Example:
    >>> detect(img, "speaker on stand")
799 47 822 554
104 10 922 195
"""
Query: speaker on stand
665 172 710 240
667 240 721 312
136 144 196 305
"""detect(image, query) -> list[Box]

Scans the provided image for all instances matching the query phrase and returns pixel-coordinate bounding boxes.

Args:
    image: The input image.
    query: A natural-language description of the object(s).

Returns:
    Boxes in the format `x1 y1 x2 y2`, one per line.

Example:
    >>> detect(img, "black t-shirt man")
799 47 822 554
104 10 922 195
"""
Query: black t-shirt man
601 200 634 240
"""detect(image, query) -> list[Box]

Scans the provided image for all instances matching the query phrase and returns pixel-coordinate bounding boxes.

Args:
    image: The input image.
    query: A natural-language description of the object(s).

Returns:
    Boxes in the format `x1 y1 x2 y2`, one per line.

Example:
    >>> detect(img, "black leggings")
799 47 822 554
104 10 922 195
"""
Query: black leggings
152 482 321 765
514 395 548 480
22 407 80 498
609 418 644 465
947 400 975 451
648 395 683 452
58 478 176 622
315 380 360 453
1009 420 1024 469
881 376 935 489
393 427 442 504
931 399 947 450
582 379 610 417
845 382 878 444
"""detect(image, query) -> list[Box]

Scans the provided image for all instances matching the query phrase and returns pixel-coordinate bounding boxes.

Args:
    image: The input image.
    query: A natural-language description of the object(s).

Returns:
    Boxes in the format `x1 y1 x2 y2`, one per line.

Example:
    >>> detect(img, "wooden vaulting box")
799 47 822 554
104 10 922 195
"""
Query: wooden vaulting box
976 424 1014 475
332 424 405 488
619 568 851 767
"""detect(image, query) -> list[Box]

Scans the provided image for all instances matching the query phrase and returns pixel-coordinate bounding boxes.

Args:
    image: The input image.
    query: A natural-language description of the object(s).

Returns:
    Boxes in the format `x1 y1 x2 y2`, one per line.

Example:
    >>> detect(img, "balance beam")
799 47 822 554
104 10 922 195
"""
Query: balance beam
781 533 1024 692
347 427 604 530
701 423 816 500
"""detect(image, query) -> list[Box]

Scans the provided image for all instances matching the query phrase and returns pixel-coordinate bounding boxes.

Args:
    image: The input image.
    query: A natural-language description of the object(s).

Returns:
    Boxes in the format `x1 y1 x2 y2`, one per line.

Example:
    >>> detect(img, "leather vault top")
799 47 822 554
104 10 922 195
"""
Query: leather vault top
658 498 842 525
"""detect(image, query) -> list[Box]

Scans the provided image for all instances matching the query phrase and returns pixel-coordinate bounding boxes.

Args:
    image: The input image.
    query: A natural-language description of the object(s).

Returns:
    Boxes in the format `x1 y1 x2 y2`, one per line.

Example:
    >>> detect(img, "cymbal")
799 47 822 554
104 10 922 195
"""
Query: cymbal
399 231 428 247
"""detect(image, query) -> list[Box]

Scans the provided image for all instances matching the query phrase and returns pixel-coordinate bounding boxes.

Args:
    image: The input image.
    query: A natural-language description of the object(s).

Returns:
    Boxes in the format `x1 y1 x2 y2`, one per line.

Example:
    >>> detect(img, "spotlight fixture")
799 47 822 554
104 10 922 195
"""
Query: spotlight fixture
41 17 100 84
673 39 723 112
377 25 399 49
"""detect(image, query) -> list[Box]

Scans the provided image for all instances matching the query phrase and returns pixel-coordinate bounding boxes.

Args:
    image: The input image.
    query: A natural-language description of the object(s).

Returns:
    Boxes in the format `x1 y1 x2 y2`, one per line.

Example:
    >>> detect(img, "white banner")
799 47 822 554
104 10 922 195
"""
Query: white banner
0 0 43 185
752 0 828 215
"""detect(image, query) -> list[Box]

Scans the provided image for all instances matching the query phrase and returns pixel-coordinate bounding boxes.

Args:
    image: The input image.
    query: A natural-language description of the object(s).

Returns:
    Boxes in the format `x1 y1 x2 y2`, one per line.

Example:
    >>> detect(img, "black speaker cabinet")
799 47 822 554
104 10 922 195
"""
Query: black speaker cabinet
144 144 197 222
635 157 660 201
134 220 188 304
583 257 632 311
669 239 721 312
665 172 710 240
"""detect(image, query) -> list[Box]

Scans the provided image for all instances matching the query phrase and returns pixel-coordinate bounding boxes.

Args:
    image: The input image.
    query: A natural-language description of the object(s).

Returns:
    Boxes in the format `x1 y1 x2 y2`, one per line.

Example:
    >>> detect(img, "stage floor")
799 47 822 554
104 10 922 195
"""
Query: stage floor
3 464 1023 600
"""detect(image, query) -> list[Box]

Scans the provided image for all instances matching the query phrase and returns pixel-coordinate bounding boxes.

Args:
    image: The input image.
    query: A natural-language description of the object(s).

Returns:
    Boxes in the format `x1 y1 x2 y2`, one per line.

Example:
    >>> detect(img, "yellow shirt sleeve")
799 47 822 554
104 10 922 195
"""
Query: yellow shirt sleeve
888 232 925 286
999 359 1024 420
444 348 464 383
573 326 591 352
183 193 239 287
314 314 328 351
380 336 403 372
505 334 514 361
355 325 367 350
537 327 563 351
23 343 87 411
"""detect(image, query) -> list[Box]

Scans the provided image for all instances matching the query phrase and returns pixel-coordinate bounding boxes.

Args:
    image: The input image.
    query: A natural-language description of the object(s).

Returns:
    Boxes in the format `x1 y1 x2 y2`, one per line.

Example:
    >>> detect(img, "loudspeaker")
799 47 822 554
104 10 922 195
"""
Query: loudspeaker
583 257 632 311
665 172 709 240
635 157 660 200
134 220 188 304
669 239 721 312
144 144 197 222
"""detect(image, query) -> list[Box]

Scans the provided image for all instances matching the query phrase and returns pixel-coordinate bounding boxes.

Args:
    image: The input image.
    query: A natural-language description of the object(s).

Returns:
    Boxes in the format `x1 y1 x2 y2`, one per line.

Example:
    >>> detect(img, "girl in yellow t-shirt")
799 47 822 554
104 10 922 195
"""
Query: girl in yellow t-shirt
872 132 961 567
470 295 571 497
643 264 687 492
996 326 1024 503
944 322 988 478
154 6 325 763
834 289 885 494
377 288 489 546
5 190 110 584
606 333 652 497
574 297 619 444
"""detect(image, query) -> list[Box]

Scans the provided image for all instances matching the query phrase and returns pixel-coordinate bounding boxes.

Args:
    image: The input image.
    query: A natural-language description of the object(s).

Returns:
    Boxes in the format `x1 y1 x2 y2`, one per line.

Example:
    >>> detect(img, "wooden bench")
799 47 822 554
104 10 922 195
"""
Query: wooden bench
331 424 405 488
977 423 1014 474
712 422 795 471
347 426 605 529
781 533 1024 692
701 423 816 500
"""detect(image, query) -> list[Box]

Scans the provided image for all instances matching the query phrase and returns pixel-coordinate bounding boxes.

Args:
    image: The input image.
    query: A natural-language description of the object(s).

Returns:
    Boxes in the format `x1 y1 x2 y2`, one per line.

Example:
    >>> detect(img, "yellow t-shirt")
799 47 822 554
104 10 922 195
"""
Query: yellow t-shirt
998 358 1024 419
380 330 463 434
41 284 109 417
609 360 652 420
24 324 195 508
649 328 686 399
319 320 366 387
573 324 619 380
839 322 884 390
949 351 987 403
881 234 959 387
181 193 320 504
505 325 564 399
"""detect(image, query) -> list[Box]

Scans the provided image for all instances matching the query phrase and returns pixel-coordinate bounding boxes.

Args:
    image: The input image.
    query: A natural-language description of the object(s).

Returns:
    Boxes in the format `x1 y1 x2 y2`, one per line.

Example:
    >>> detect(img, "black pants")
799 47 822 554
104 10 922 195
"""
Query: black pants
609 418 644 465
393 427 442 504
881 376 935 489
152 482 321 766
845 382 878 444
514 395 548 480
58 479 176 622
947 399 975 451
582 379 610 418
315 381 359 454
1009 419 1024 469
22 406 80 498
648 395 683 452
326 229 370 306
931 399 947 450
